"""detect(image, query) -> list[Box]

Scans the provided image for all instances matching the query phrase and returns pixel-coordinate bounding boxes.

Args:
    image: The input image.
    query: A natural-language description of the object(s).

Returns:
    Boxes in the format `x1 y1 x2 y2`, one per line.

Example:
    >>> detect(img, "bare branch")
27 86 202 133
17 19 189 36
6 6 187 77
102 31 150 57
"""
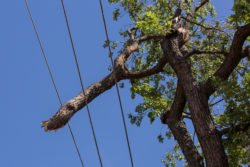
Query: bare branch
123 56 168 79
192 0 210 14
42 33 163 131
209 99 224 107
42 72 117 131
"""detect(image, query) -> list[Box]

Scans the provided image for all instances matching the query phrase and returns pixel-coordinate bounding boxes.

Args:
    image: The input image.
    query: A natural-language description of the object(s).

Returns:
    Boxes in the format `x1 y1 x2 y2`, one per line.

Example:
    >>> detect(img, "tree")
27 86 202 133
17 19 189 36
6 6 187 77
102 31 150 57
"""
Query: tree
41 0 250 166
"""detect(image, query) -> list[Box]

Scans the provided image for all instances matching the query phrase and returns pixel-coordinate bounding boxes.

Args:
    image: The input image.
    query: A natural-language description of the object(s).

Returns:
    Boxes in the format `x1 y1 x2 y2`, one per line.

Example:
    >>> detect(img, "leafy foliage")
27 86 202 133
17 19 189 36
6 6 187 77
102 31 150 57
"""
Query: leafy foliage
229 0 250 26
107 0 250 166
161 144 187 167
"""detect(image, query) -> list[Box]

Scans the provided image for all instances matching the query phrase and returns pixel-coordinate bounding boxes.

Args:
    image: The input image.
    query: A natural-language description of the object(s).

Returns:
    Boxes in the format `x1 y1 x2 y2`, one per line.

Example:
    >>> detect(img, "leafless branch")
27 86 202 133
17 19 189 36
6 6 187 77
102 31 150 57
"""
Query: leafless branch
192 0 210 14
209 99 224 107
42 32 164 131
123 56 168 79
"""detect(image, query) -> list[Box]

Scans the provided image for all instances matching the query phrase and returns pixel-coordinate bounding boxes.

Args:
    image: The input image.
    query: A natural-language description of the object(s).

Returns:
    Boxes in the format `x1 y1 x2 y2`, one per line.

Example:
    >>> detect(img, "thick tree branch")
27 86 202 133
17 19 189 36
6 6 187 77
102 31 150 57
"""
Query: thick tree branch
161 33 229 166
123 56 168 79
192 0 210 14
161 81 204 167
204 23 250 97
42 33 163 131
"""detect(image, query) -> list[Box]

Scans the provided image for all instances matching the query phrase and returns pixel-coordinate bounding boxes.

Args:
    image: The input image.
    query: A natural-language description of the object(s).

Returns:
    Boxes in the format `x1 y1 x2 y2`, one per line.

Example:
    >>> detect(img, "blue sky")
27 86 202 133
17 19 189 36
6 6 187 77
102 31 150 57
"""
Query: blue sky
0 0 233 167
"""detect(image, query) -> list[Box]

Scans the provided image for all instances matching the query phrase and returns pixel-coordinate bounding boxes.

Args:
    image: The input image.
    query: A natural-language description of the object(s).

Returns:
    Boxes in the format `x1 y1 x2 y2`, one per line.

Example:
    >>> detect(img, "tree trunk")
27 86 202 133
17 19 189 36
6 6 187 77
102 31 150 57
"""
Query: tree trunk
161 35 229 167
161 81 204 167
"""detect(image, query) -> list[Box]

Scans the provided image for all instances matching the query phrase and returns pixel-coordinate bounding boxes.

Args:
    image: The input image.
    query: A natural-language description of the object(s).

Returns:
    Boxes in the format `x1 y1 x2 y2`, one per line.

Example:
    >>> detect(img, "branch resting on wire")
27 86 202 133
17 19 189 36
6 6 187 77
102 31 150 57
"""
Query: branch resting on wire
42 33 164 131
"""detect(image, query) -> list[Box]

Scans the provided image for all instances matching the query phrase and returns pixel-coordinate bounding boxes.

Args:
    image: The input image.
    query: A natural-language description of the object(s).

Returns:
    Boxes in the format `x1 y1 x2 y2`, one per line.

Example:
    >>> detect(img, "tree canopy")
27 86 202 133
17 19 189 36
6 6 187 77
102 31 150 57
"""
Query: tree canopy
42 0 250 166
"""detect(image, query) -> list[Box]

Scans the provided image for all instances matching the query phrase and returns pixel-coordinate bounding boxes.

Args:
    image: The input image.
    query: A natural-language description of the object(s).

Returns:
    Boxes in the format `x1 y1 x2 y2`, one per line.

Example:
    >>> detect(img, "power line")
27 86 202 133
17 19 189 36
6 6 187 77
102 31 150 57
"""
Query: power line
98 0 134 166
59 1 103 166
24 1 85 166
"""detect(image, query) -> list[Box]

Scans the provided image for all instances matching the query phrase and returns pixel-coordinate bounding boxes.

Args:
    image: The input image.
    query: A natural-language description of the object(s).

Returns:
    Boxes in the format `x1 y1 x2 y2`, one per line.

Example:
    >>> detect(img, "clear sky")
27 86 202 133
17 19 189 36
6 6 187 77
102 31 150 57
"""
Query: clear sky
0 0 233 167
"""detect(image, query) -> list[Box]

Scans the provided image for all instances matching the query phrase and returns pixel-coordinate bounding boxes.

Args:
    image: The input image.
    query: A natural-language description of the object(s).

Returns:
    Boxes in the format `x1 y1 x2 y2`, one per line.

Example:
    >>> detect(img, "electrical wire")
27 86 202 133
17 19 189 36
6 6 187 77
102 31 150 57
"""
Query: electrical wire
24 0 85 166
60 0 103 166
98 0 135 166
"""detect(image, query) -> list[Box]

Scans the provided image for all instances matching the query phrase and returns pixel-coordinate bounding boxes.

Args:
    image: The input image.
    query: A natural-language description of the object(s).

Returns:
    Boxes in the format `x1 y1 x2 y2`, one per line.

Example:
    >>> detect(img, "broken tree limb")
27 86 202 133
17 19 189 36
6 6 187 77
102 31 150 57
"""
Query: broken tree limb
42 33 164 131
42 72 117 131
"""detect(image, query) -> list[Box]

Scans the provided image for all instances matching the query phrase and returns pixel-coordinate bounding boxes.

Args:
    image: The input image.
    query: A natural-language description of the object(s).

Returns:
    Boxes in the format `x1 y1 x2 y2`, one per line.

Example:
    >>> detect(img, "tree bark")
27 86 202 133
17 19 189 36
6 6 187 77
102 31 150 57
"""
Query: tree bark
161 34 229 167
42 34 165 131
161 81 204 167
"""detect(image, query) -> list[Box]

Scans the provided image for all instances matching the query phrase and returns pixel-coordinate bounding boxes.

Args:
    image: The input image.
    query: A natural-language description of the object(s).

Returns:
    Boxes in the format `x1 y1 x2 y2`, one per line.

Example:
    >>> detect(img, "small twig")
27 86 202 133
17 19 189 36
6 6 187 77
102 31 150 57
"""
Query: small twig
182 16 229 35
209 99 224 107
124 55 168 79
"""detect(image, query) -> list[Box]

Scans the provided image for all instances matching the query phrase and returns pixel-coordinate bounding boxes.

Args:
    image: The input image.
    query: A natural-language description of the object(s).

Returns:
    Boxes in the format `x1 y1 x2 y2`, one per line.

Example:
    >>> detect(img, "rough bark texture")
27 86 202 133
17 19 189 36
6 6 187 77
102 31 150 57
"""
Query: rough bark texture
42 34 164 131
161 32 229 166
161 81 204 167
41 3 250 165
42 72 118 131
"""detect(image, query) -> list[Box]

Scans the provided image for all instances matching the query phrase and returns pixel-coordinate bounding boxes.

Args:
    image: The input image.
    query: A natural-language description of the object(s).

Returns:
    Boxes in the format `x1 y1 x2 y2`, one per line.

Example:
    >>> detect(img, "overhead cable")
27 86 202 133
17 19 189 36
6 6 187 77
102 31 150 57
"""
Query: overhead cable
24 1 85 166
60 0 103 166
98 0 135 166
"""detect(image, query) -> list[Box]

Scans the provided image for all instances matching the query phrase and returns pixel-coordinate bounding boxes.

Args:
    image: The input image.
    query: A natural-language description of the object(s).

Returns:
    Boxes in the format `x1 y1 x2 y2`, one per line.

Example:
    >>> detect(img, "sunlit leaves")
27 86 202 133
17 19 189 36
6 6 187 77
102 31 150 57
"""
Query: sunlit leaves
129 83 171 125
107 0 250 166
113 8 120 21
214 69 250 166
136 10 169 35
161 144 187 167
229 0 250 27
